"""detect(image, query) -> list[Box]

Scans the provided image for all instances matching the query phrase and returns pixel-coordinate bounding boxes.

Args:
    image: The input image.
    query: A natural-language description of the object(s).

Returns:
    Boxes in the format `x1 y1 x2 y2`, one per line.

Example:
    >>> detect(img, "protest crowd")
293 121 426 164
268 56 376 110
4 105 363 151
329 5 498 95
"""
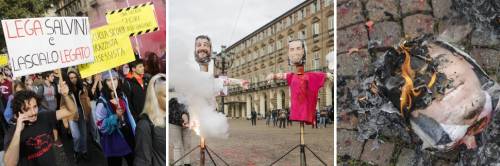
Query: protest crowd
0 51 166 166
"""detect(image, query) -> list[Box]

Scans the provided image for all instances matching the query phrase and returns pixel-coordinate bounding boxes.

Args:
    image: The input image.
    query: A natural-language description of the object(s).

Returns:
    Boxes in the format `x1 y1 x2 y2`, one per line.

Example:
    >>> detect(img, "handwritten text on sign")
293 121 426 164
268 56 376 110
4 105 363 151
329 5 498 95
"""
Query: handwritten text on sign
106 2 158 36
78 24 135 78
1 17 94 77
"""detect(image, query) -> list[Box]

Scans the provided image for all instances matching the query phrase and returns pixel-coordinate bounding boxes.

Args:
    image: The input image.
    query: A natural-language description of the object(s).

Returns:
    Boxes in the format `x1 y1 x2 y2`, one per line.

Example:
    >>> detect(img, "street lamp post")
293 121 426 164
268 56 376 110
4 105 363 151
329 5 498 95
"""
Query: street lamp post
213 45 234 114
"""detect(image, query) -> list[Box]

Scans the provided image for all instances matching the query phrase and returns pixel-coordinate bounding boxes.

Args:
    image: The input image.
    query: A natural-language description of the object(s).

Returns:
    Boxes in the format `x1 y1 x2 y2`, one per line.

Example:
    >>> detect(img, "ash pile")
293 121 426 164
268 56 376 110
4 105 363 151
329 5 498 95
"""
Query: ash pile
344 35 500 165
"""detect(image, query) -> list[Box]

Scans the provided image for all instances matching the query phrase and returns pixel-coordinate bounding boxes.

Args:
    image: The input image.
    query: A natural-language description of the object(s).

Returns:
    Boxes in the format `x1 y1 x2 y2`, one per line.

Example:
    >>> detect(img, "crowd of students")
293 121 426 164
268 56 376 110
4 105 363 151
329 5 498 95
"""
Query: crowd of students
0 51 166 166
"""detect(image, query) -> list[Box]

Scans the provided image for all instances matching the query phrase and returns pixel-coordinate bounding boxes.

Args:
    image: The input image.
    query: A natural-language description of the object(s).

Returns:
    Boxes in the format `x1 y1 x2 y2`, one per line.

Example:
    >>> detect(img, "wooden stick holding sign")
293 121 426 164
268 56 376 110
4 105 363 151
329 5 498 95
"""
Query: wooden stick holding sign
108 70 124 120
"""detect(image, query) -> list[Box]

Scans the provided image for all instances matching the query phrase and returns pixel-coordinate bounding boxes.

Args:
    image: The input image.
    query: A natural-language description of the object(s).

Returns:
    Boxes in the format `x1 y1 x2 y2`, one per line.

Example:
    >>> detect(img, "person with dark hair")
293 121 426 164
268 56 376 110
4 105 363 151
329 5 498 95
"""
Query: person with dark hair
159 45 166 74
272 109 278 127
4 80 28 126
168 96 190 166
251 109 257 126
0 71 12 109
279 109 287 128
123 54 151 121
83 73 101 101
64 68 97 162
3 82 77 166
144 51 161 76
95 70 136 166
34 71 63 148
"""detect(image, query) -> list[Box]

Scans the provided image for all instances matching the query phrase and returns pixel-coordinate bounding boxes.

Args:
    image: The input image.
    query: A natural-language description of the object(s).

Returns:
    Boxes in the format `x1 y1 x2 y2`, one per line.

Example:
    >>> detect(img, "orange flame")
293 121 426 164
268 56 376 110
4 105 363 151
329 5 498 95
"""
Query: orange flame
191 120 201 136
427 72 437 88
200 137 206 148
399 45 421 115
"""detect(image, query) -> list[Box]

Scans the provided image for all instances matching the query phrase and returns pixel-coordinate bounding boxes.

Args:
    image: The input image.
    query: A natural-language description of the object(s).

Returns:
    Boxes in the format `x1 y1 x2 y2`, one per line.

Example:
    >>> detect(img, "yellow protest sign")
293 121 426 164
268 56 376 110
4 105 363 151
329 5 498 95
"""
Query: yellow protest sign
78 24 135 78
0 54 8 67
106 2 159 37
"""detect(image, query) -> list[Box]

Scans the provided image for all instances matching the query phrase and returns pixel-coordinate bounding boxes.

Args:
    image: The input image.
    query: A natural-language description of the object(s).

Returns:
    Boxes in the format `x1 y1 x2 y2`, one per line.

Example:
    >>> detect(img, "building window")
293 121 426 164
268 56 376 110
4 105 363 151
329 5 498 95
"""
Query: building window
326 0 333 6
287 17 291 27
313 51 320 70
298 11 302 21
299 30 306 40
268 45 273 54
277 40 283 49
328 15 333 31
311 1 318 13
312 22 320 36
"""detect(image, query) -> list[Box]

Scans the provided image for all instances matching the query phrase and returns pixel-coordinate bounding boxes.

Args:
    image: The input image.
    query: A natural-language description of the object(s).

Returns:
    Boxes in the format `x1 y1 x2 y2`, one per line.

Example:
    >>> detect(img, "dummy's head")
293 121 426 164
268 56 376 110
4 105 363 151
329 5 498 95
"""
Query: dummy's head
194 35 212 64
288 39 307 66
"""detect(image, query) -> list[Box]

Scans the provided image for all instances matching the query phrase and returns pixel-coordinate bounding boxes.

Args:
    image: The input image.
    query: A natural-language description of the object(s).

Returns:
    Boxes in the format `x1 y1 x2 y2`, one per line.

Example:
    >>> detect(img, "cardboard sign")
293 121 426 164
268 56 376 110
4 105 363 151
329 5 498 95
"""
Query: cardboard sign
0 54 8 67
106 2 159 37
1 17 94 77
78 24 135 78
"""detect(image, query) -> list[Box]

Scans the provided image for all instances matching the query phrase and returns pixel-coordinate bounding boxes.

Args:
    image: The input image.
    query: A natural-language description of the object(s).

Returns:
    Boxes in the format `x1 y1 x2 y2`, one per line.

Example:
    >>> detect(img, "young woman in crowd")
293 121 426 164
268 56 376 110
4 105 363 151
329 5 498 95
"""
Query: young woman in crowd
95 70 136 166
134 73 166 166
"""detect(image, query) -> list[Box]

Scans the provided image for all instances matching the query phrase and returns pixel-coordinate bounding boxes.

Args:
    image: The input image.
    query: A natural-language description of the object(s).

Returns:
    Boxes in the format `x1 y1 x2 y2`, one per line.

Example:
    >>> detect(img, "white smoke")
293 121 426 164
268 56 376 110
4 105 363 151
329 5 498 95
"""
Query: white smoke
169 48 229 139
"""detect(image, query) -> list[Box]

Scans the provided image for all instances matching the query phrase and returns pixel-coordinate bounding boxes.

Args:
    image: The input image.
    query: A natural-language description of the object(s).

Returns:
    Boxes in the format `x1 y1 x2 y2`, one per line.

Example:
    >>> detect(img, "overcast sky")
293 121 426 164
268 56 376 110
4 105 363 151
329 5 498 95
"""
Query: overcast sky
169 0 305 70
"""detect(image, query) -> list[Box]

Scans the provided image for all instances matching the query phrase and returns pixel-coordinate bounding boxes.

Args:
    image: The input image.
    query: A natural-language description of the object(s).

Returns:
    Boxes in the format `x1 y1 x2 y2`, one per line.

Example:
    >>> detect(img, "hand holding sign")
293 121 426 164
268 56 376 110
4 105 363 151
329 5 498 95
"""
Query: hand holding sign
58 81 69 96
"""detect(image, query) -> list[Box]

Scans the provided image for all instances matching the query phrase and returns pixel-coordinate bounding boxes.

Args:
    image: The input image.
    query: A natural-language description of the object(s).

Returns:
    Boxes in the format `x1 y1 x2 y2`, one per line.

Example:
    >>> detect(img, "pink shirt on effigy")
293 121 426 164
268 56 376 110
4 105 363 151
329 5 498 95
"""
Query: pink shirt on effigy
286 72 326 125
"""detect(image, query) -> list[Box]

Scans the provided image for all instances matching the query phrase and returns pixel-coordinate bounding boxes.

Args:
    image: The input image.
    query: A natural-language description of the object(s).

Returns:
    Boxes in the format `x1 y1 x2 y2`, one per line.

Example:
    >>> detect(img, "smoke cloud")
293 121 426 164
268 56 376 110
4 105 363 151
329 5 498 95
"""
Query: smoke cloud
169 47 229 139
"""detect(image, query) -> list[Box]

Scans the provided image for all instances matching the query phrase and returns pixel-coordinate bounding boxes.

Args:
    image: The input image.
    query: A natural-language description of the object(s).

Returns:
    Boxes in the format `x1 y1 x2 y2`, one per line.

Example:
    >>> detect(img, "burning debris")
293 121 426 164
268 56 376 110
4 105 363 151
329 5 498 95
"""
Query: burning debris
347 35 500 164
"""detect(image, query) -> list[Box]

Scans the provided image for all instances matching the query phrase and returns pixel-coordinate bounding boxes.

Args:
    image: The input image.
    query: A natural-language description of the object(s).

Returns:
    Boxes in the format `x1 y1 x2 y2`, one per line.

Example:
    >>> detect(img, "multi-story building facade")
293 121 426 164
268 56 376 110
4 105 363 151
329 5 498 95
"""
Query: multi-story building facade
56 0 166 56
216 0 334 119
55 0 90 16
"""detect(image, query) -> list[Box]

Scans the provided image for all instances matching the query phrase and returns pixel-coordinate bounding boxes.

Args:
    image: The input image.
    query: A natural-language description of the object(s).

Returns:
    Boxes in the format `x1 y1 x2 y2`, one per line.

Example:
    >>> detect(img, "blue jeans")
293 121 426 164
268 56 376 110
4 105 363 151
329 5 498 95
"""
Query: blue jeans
69 108 88 153
319 117 326 127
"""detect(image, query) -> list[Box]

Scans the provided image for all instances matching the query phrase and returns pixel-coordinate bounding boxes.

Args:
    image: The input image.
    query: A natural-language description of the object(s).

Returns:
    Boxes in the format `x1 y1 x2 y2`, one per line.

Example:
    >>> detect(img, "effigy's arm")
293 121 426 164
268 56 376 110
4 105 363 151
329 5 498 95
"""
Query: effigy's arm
326 72 334 81
222 77 249 90
266 73 287 83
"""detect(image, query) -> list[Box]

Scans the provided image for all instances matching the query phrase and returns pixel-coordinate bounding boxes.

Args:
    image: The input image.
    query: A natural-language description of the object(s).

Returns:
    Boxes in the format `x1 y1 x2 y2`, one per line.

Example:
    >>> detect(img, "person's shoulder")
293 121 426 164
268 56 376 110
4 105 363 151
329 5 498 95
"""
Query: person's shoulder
137 118 151 128
137 115 153 129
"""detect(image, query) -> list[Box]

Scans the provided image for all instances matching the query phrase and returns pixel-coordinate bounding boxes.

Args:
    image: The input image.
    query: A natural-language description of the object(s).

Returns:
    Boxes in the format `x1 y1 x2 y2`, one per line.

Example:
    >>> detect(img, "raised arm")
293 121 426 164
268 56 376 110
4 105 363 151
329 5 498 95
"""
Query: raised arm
222 78 249 89
55 81 77 120
266 73 287 83
326 72 334 81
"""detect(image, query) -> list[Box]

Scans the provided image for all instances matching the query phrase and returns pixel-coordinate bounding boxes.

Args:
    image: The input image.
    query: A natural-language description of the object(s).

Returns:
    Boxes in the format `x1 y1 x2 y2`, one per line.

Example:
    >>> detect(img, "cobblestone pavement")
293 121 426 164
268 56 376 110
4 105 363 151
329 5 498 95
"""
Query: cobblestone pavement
337 0 499 165
170 119 333 166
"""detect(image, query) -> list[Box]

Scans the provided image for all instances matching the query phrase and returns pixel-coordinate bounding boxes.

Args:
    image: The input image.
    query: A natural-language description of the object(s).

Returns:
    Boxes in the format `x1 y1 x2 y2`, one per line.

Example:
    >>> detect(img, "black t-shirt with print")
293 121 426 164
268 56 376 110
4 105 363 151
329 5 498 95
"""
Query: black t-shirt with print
4 110 57 166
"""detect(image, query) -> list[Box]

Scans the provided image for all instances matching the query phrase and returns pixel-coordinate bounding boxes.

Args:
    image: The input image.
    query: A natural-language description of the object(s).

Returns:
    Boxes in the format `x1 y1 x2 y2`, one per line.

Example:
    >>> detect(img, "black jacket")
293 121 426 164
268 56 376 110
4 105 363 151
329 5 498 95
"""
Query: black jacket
123 74 151 121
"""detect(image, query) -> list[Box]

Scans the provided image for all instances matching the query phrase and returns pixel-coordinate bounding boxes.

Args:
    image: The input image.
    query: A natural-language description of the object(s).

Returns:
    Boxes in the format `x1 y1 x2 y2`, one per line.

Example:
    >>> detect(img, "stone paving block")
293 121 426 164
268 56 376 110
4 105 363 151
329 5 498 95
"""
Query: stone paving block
337 111 359 130
366 0 400 22
338 24 369 52
471 48 500 71
360 139 395 166
337 49 371 76
471 29 500 48
403 14 435 38
369 21 402 48
337 129 365 159
396 148 416 166
338 0 365 28
400 0 432 15
431 0 453 19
